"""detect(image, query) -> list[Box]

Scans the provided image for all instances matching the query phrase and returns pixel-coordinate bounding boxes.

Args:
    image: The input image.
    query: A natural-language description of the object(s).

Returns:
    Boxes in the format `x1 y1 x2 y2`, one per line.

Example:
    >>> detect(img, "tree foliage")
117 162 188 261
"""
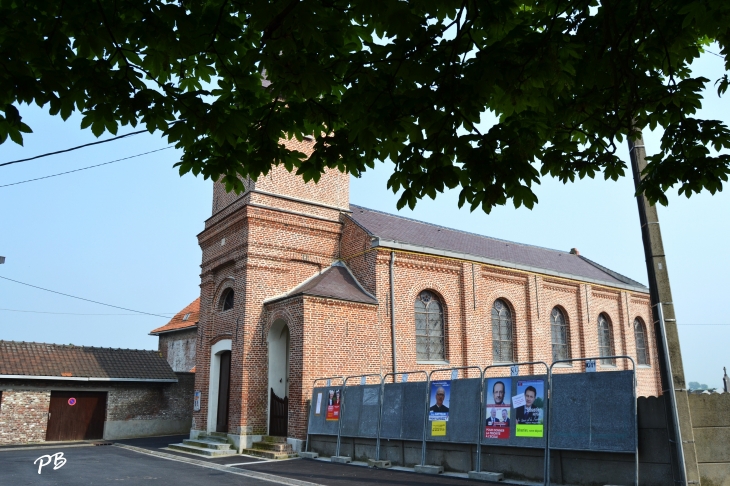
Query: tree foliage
2 0 729 210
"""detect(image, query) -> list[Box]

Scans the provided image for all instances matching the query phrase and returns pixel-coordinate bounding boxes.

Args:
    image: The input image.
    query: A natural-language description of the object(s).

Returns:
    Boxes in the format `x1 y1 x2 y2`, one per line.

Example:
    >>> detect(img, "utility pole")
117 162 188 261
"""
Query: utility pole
628 135 701 485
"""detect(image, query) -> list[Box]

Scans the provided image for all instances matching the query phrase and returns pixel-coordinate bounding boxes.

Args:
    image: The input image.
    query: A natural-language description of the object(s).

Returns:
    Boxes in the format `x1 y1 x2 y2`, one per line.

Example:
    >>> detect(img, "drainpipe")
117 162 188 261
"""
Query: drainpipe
389 251 398 374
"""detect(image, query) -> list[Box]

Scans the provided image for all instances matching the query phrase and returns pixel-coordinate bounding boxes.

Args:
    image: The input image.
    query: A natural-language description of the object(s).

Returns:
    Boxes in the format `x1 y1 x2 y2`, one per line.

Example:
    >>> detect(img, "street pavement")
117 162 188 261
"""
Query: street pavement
0 444 274 485
0 436 500 486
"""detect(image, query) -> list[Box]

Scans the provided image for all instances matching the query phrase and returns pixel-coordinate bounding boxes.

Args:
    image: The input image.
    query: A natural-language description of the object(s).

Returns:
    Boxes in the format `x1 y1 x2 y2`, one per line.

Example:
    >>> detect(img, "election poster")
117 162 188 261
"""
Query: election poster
325 388 342 421
514 380 544 437
485 378 511 439
428 380 451 421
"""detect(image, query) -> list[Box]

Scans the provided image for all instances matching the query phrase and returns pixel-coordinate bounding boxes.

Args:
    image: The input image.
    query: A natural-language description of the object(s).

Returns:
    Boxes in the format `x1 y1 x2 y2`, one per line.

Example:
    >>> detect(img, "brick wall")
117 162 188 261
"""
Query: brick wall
210 138 349 216
0 375 193 445
192 157 659 442
340 240 659 395
107 374 193 422
0 390 50 445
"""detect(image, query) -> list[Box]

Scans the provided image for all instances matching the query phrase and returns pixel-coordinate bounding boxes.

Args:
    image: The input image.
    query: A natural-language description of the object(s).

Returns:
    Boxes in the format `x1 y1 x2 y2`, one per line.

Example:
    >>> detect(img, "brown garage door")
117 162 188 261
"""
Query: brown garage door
46 391 107 441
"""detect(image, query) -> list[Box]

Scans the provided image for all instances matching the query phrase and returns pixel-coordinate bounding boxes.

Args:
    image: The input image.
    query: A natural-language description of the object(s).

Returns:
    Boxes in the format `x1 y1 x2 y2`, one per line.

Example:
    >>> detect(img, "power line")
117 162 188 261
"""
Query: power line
0 307 175 316
677 323 730 326
0 128 149 167
0 275 172 318
0 147 173 188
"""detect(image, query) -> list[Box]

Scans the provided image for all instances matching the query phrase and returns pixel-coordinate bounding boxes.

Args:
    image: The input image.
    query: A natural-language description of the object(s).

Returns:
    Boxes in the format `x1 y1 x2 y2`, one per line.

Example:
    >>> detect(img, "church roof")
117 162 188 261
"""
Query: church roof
266 261 378 305
0 341 178 382
348 205 647 292
149 298 199 335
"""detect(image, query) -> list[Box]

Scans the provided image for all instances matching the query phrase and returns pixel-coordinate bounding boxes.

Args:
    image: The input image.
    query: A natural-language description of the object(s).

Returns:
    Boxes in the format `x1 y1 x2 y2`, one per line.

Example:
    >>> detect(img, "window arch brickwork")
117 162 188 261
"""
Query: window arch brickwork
550 307 570 362
415 290 445 361
492 299 514 362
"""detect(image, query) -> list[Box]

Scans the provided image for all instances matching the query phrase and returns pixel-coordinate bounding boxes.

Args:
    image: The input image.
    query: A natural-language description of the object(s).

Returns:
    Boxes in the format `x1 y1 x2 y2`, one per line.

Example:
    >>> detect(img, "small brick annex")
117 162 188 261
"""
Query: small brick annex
192 139 660 449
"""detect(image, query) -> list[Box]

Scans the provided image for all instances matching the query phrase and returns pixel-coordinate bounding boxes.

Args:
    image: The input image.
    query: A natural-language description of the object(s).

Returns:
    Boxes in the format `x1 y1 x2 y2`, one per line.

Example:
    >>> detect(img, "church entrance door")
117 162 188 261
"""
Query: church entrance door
216 350 231 433
268 319 290 436
269 388 288 436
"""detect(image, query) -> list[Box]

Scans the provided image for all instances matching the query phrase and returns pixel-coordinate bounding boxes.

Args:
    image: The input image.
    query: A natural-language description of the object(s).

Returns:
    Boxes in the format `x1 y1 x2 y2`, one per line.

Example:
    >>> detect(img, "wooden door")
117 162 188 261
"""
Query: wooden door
46 391 107 441
216 351 231 433
269 388 288 437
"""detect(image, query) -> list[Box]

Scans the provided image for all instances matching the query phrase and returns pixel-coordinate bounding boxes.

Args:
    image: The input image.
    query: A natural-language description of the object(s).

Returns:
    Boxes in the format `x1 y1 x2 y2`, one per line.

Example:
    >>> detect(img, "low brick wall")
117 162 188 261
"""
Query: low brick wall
0 390 51 445
104 372 194 439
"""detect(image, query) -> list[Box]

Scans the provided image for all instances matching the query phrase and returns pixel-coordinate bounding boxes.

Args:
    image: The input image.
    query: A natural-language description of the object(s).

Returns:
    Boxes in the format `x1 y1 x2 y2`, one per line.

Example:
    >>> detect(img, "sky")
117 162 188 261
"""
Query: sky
1 50 728 389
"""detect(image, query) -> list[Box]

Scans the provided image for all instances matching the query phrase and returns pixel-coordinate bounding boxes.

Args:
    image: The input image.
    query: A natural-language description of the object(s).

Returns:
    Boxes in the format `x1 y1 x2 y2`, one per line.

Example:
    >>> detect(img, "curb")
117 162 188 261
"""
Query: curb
0 442 100 452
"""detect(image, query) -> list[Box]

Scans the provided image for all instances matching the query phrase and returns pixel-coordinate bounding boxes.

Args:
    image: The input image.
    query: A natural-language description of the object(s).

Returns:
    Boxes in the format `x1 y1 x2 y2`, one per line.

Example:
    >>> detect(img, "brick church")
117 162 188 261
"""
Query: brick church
190 138 660 451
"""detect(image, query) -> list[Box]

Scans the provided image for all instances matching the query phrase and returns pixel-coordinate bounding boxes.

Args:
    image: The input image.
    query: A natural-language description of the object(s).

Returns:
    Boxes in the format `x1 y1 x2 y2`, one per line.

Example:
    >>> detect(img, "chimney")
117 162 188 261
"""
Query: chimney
570 248 580 255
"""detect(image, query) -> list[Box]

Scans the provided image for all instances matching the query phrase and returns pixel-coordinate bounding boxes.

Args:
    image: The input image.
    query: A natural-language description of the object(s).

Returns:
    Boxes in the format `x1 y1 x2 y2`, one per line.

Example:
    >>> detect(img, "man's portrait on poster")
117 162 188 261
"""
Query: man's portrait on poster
428 380 451 421
485 378 512 439
515 385 541 424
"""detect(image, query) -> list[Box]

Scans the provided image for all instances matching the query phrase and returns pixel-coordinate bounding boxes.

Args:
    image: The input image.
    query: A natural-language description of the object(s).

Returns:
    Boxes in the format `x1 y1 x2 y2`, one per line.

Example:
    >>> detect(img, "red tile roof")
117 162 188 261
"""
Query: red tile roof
149 298 200 335
0 341 177 382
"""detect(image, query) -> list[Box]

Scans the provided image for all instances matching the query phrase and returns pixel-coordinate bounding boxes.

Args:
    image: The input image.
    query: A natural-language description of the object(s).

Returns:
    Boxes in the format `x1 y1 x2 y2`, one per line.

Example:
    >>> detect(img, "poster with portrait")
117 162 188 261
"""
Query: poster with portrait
485 378 511 439
428 380 451 421
325 388 342 421
513 379 545 437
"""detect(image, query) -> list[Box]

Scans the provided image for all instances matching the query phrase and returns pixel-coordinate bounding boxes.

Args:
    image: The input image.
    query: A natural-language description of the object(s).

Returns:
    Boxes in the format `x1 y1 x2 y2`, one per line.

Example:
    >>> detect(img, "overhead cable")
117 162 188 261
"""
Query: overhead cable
0 275 172 318
0 147 173 188
0 307 175 316
0 128 149 167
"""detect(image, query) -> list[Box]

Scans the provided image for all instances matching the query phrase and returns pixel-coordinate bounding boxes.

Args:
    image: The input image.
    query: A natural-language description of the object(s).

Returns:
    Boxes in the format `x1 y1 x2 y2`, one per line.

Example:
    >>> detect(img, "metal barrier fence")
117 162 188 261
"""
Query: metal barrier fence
377 371 428 461
547 356 637 486
336 373 382 457
305 356 637 486
305 376 344 453
422 366 483 466
480 361 550 482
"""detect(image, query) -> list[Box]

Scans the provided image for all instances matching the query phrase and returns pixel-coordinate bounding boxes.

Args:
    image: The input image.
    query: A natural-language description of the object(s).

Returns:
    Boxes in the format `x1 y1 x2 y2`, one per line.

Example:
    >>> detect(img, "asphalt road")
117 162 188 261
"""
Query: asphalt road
0 438 499 486
0 445 275 486
240 459 489 486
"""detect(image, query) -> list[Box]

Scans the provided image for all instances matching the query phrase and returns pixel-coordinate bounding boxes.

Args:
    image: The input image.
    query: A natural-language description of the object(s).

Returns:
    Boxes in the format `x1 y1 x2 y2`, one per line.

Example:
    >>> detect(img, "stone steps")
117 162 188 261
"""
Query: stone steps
261 435 287 443
182 439 232 450
240 448 298 460
242 436 296 459
197 432 229 443
168 442 236 457
168 431 236 457
251 441 290 452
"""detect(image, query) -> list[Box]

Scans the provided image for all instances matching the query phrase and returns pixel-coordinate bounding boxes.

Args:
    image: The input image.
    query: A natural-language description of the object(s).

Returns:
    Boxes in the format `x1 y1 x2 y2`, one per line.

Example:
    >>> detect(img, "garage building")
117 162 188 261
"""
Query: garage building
0 341 193 445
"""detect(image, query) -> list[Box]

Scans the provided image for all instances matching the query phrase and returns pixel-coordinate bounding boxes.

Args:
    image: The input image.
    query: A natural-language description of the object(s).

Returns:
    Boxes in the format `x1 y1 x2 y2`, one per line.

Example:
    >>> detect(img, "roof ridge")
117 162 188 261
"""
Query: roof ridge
577 255 647 288
335 260 377 301
0 340 158 353
350 204 573 256
263 267 327 303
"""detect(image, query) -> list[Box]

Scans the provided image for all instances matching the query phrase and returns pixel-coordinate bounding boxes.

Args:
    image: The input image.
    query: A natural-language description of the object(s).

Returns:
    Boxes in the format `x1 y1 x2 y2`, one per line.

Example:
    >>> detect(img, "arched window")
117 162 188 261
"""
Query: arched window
551 307 570 361
597 313 615 365
634 318 649 366
415 290 445 361
492 299 513 362
220 289 234 311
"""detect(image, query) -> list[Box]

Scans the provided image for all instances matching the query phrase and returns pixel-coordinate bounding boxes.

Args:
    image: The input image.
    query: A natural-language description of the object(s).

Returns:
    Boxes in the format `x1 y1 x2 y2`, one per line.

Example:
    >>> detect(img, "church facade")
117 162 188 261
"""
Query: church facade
190 139 660 450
